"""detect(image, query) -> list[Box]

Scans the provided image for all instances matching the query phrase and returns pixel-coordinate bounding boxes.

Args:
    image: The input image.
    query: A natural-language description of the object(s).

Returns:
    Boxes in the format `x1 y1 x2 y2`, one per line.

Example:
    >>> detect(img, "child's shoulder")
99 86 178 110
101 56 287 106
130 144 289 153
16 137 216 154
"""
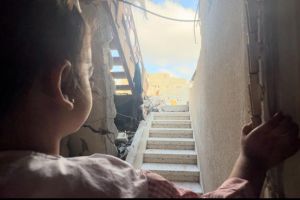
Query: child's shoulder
0 150 136 183
65 153 134 170
0 150 132 173
0 151 147 197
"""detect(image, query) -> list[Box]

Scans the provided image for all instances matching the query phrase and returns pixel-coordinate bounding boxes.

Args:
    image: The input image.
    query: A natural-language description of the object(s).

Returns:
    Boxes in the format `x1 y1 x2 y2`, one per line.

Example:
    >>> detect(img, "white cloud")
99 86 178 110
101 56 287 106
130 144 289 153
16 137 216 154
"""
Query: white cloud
175 66 194 78
132 0 201 79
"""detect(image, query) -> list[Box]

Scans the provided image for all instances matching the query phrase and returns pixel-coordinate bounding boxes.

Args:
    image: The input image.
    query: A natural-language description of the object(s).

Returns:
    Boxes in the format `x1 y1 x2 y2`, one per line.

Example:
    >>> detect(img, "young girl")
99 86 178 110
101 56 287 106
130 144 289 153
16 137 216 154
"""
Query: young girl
0 0 299 198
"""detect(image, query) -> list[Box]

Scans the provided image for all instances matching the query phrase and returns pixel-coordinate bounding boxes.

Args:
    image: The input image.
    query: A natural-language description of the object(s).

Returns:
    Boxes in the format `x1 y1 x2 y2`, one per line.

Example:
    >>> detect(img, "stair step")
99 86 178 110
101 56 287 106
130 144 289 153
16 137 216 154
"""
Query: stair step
112 57 123 65
153 112 190 120
116 85 131 91
141 163 200 182
140 109 202 192
144 149 197 164
111 71 127 79
149 128 193 138
160 105 189 112
154 116 190 120
152 112 190 116
173 182 203 194
152 120 192 128
147 138 195 150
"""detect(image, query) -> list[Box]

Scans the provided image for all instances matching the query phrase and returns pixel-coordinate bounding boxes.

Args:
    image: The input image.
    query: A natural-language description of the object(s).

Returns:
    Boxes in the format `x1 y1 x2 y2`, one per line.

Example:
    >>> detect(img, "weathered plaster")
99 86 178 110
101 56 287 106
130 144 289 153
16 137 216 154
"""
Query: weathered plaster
190 0 251 192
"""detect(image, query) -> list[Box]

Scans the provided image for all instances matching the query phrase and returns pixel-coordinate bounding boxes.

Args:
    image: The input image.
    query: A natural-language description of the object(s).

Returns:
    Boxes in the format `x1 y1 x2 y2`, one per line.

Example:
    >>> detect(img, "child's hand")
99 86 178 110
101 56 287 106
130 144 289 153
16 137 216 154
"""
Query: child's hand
241 112 300 170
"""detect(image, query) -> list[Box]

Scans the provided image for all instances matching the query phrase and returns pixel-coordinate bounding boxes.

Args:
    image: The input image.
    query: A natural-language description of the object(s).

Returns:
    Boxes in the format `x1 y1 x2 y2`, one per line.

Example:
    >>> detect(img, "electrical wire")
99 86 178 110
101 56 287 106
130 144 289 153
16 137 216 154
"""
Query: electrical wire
82 111 140 140
117 112 139 121
86 112 139 125
193 0 200 43
118 0 200 23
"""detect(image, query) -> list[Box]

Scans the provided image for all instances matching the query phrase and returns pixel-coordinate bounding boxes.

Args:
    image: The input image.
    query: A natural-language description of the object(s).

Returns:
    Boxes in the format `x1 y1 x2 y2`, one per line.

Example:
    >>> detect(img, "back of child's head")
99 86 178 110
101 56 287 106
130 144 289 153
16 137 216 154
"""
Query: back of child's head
0 0 86 120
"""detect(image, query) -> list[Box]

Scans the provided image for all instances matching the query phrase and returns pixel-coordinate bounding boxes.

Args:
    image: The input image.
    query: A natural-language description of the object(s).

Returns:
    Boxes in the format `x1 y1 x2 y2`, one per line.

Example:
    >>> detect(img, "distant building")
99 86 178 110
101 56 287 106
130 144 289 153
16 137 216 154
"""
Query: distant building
146 73 190 105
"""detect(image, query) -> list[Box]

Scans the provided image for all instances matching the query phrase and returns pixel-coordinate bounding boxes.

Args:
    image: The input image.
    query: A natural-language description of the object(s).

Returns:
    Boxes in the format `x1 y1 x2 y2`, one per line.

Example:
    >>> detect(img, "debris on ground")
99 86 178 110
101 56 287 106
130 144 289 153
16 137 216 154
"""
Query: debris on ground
115 131 135 160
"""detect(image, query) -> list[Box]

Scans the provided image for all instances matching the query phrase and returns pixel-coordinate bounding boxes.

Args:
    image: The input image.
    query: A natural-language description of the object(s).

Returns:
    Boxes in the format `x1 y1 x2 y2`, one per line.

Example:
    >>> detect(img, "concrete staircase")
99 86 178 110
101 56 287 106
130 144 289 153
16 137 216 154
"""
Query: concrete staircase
141 111 203 194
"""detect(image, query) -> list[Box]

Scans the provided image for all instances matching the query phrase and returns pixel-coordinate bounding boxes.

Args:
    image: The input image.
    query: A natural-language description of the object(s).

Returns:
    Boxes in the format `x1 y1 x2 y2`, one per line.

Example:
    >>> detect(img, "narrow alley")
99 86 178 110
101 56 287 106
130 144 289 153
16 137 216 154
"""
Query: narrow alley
60 0 300 197
2 0 300 198
140 107 202 194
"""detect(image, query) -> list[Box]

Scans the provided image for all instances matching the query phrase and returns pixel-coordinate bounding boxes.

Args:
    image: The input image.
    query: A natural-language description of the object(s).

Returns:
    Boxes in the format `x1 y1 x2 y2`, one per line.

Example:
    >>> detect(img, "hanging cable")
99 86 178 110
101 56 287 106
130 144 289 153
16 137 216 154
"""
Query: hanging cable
82 111 140 137
117 112 139 121
86 112 139 125
193 0 200 43
117 0 200 22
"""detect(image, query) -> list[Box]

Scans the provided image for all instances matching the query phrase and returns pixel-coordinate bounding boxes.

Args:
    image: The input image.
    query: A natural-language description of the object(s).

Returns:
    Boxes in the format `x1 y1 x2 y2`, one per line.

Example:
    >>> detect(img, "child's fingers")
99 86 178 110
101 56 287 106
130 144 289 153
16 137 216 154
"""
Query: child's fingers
278 124 299 152
287 123 299 146
271 117 294 136
289 123 299 138
256 112 284 133
242 122 253 135
287 137 300 157
297 138 300 148
268 112 285 128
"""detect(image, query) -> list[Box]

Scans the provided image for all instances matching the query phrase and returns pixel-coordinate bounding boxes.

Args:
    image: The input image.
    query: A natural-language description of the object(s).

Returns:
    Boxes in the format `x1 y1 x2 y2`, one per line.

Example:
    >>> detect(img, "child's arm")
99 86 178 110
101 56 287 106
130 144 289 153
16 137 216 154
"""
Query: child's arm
229 112 300 197
141 113 299 198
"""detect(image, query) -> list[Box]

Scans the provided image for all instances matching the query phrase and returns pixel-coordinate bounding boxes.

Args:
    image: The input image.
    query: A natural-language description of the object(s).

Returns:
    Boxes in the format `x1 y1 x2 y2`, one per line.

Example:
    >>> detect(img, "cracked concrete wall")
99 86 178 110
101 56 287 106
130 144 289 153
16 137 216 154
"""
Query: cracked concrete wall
60 1 118 157
263 0 300 197
189 0 251 192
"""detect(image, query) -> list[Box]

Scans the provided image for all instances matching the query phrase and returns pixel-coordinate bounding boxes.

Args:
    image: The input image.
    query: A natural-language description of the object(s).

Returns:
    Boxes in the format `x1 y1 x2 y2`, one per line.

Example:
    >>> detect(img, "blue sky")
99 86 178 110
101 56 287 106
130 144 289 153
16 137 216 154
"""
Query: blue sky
152 0 198 11
132 0 201 80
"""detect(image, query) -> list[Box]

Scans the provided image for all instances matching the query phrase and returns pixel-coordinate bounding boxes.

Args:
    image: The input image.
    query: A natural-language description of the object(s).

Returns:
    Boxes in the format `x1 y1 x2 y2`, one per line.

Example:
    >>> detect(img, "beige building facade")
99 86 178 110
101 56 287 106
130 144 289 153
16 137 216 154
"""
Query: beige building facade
146 73 190 105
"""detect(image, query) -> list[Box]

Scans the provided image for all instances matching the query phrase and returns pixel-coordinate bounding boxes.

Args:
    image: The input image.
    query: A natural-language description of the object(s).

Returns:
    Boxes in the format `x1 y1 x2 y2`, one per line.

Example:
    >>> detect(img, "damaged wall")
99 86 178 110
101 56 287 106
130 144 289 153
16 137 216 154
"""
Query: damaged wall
189 0 251 192
60 1 118 157
263 0 300 197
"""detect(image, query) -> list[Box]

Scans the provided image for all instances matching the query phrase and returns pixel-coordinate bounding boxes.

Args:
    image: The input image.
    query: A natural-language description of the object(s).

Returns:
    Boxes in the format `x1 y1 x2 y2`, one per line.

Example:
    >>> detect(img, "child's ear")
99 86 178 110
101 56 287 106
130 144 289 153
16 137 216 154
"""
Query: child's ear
50 60 74 111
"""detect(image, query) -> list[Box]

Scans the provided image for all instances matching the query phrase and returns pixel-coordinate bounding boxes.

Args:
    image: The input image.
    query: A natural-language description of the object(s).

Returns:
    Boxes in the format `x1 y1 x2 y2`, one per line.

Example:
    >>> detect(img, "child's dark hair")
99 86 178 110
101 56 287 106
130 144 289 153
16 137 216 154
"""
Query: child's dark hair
0 0 86 119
